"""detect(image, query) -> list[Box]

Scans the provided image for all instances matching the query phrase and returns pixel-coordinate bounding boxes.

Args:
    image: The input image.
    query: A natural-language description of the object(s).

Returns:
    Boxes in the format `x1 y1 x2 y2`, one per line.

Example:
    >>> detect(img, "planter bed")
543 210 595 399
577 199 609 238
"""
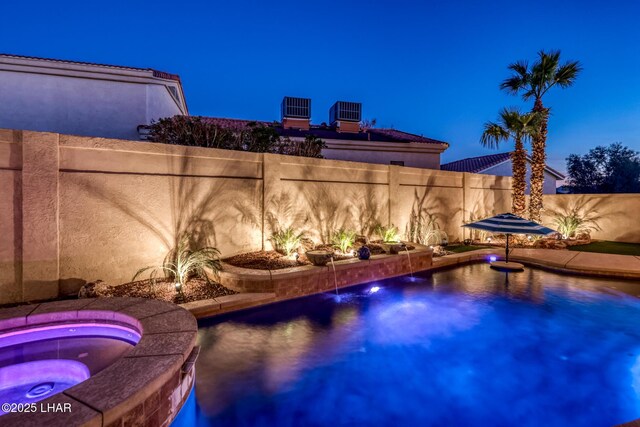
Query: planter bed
219 245 433 298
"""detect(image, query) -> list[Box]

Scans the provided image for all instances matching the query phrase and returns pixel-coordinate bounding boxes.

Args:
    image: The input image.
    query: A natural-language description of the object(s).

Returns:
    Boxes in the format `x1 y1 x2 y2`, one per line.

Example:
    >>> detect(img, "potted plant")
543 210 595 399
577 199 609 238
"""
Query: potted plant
305 250 334 266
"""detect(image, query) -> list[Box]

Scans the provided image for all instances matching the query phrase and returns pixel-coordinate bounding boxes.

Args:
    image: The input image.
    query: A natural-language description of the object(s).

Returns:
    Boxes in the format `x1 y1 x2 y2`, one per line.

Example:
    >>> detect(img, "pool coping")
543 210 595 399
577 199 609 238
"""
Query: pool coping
0 297 197 427
439 248 640 280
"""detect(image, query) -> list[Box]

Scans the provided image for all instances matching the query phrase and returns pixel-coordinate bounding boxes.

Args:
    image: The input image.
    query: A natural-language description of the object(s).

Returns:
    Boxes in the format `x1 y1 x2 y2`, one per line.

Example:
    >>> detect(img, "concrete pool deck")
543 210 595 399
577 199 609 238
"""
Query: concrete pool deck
438 248 640 279
181 248 640 320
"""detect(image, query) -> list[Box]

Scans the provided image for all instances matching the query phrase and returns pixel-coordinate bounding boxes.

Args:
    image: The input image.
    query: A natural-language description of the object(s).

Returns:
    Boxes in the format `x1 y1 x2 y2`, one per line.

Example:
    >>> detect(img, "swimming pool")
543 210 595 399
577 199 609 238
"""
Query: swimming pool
186 264 640 426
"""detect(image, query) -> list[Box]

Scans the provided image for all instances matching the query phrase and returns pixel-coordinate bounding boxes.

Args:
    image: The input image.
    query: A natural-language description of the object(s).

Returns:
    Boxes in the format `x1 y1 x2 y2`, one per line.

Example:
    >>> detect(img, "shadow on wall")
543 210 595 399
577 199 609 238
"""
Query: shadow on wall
351 183 389 237
401 172 465 243
296 168 388 244
61 151 262 293
301 183 351 244
405 185 453 245
259 165 388 246
463 188 511 242
542 195 632 241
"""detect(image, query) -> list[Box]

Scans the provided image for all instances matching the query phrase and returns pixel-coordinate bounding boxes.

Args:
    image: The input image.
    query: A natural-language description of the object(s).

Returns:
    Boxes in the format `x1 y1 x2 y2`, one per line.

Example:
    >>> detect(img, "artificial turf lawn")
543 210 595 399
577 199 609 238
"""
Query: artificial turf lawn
568 241 640 256
447 245 488 254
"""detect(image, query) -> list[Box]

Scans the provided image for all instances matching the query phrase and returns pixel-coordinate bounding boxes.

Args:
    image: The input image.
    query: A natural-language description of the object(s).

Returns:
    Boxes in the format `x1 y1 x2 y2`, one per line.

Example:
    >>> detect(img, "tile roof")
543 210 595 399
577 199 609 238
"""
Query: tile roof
440 152 512 173
200 117 448 146
441 152 565 179
0 53 181 81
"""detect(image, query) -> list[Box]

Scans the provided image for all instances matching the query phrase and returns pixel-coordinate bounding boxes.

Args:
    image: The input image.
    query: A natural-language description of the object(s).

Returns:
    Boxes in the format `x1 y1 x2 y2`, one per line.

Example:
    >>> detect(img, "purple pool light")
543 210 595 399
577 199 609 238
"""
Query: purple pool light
0 321 141 414
0 322 140 349
0 360 90 414
489 255 497 262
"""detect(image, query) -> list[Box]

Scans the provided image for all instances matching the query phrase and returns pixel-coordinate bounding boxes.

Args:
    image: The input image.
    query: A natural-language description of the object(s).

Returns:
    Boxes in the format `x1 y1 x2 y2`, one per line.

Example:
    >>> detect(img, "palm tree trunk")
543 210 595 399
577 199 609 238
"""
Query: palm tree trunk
511 138 527 216
529 98 548 221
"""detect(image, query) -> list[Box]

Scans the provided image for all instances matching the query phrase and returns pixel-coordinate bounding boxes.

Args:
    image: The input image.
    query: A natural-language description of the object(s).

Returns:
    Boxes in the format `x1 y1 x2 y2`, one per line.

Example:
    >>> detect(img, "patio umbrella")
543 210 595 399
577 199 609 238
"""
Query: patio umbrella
462 213 555 263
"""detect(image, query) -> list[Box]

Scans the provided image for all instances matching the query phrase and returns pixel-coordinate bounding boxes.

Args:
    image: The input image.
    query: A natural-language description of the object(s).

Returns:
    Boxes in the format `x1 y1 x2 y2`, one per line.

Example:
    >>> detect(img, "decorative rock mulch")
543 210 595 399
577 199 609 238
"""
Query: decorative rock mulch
79 278 236 304
224 250 311 270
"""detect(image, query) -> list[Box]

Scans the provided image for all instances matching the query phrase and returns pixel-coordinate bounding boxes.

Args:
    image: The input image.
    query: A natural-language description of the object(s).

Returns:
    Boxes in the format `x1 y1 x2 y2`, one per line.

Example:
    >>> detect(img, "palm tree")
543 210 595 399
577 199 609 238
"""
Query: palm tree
500 50 581 221
481 108 540 216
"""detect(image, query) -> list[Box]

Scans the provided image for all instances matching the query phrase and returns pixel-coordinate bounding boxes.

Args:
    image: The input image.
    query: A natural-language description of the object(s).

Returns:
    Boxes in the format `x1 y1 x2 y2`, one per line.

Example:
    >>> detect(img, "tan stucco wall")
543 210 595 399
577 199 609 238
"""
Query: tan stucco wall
0 129 512 304
0 130 22 304
542 194 640 243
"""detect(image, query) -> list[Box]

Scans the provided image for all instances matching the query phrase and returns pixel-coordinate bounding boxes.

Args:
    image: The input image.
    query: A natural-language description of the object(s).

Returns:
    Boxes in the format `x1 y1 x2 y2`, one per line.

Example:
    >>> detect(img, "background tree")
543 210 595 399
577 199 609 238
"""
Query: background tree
360 118 377 131
566 143 640 193
481 108 540 216
148 116 325 158
501 50 581 221
279 135 326 158
148 116 233 149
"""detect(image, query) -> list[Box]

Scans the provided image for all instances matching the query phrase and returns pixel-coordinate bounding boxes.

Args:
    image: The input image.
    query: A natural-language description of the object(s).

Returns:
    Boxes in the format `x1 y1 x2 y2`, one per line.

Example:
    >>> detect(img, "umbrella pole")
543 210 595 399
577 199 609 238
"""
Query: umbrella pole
506 234 510 263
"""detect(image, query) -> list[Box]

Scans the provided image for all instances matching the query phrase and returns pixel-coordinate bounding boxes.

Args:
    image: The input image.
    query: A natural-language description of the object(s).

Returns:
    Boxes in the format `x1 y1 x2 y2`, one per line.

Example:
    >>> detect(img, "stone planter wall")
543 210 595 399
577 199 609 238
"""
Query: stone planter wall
220 247 433 298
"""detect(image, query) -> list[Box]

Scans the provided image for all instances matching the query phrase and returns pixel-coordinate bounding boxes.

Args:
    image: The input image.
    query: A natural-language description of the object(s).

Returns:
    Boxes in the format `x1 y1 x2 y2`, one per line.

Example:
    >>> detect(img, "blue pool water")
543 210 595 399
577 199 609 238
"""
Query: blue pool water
183 264 640 426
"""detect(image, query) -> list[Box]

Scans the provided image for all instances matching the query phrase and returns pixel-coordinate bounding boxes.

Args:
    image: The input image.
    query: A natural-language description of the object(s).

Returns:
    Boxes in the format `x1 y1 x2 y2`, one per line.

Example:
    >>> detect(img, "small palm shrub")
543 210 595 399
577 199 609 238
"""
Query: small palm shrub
270 227 304 256
375 224 401 243
133 235 222 290
552 208 601 239
331 228 357 254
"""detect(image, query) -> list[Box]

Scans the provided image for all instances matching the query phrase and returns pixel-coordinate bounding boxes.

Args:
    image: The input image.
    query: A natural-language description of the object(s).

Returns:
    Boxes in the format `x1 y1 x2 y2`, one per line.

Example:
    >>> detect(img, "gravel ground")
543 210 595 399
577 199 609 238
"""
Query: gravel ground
224 249 357 270
106 278 236 304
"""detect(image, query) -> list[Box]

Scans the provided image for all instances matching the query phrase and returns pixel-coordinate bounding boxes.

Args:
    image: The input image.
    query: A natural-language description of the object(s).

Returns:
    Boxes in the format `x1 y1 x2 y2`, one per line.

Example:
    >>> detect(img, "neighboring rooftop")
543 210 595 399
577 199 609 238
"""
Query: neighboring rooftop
441 152 513 173
0 53 181 81
200 117 449 146
441 152 565 178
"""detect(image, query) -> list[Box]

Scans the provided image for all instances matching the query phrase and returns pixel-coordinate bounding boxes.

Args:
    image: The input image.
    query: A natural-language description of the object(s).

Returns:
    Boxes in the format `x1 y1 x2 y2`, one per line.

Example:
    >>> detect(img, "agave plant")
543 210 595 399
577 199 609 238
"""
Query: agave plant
133 235 222 291
375 224 401 243
331 228 357 254
270 227 304 257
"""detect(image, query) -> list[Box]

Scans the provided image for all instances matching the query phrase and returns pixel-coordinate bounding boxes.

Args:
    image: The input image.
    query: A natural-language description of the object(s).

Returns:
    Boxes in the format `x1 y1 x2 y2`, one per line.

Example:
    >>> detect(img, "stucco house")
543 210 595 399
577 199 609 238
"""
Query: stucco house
195 97 450 169
440 152 565 194
1 55 448 168
0 53 187 140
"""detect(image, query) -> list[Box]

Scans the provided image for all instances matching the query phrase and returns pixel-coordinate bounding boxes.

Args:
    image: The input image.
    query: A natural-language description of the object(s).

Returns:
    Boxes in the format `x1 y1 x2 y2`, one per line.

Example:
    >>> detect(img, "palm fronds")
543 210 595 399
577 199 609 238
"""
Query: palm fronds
132 234 221 290
375 224 401 243
270 227 304 256
331 228 357 254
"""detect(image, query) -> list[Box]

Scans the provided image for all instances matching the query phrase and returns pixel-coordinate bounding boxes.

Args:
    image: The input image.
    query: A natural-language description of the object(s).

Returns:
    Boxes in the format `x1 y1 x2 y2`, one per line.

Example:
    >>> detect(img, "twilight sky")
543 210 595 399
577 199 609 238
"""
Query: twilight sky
2 0 639 172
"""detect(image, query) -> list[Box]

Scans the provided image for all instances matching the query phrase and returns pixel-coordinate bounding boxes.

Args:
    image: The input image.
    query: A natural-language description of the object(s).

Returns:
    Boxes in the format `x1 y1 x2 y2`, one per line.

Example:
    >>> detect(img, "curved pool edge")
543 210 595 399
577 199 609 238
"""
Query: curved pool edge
0 297 197 427
432 248 640 280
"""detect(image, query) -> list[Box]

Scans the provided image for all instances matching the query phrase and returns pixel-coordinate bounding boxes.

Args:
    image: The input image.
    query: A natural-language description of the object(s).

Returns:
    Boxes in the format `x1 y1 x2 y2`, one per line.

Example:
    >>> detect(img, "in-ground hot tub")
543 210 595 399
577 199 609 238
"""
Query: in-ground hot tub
0 297 198 426
0 321 140 414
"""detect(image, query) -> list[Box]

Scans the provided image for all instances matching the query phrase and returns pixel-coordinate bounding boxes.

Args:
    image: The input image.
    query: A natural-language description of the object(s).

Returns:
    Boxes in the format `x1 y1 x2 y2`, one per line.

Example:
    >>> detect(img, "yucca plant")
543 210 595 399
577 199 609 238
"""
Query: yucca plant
270 227 304 257
407 210 448 245
133 235 222 292
375 224 400 243
331 228 357 254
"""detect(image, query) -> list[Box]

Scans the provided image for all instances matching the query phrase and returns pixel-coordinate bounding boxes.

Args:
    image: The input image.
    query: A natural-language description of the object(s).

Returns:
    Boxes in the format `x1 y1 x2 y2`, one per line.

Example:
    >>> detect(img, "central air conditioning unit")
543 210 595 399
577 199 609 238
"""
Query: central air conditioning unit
330 101 361 133
281 96 311 130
